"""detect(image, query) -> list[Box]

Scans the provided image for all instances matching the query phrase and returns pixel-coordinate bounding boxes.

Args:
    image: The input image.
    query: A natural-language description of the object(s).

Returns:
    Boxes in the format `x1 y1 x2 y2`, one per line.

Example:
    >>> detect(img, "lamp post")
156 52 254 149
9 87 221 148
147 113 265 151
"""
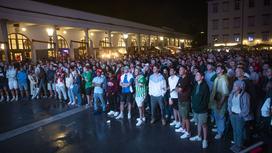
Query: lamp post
123 33 128 54
46 28 54 58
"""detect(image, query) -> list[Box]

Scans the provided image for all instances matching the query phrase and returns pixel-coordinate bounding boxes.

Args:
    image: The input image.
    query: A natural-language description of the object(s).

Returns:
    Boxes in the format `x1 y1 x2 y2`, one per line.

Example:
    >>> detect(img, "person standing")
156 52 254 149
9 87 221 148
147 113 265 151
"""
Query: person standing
17 66 29 100
228 80 253 152
0 65 9 102
106 71 119 117
189 71 210 149
55 67 67 102
134 67 147 126
210 64 229 140
6 64 18 101
92 69 106 114
82 65 93 107
116 66 134 119
149 65 167 126
168 67 181 128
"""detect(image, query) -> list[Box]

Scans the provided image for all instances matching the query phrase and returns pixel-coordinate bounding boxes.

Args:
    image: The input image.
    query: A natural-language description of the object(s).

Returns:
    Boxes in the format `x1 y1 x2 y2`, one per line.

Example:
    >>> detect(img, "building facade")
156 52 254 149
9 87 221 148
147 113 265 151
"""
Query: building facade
0 0 192 63
208 0 272 49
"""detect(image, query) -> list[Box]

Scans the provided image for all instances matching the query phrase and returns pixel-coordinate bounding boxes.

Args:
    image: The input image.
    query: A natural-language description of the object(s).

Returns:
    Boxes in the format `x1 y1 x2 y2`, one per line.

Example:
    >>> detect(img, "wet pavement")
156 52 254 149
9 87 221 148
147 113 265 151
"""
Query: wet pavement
0 101 271 153
0 99 76 133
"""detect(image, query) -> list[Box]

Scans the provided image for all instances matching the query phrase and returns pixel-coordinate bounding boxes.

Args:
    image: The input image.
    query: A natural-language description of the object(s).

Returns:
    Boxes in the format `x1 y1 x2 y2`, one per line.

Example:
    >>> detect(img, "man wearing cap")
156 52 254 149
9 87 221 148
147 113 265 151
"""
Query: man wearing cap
116 66 134 119
92 69 106 114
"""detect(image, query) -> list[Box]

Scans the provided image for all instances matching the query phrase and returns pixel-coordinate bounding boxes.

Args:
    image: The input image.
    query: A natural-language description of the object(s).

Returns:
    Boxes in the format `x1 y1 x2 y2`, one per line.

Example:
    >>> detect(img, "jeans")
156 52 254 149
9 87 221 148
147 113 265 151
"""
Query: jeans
72 84 82 106
93 93 106 111
37 79 47 96
150 96 165 120
56 85 67 100
230 114 246 146
214 110 226 135
67 87 75 103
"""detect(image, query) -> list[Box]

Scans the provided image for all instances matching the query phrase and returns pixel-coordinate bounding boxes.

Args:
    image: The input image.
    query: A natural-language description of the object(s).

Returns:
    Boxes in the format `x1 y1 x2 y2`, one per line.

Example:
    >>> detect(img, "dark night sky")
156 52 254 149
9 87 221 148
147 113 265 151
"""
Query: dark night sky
34 0 207 37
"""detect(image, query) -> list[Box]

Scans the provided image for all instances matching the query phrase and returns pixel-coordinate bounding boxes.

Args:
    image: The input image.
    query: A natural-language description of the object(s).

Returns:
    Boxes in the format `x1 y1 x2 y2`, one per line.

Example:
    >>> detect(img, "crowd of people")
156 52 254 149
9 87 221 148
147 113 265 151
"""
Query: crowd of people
0 51 272 152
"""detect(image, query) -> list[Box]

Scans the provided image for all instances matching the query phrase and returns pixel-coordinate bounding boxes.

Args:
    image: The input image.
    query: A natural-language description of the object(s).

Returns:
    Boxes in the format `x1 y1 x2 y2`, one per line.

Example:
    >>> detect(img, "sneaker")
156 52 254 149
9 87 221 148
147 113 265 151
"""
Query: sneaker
180 132 191 139
0 97 4 102
190 118 195 122
6 96 10 102
10 97 15 102
137 117 146 122
150 118 156 124
175 127 185 133
127 112 131 119
161 119 166 126
170 120 177 126
202 140 208 149
189 135 202 141
212 128 217 133
231 140 235 144
214 133 222 140
175 122 181 128
145 106 150 111
116 113 124 119
113 112 119 117
71 102 75 105
136 119 143 126
68 101 72 105
107 110 114 116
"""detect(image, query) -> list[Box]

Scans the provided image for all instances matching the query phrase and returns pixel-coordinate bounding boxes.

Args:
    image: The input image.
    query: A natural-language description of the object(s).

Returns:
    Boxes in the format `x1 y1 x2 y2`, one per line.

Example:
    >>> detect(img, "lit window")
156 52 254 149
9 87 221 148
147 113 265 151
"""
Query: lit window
234 34 240 42
248 33 254 42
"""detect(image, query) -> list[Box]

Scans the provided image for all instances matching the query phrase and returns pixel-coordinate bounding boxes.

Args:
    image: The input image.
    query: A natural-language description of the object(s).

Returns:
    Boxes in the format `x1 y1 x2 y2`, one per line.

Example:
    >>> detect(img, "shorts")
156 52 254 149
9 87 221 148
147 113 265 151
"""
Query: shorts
19 82 28 91
170 98 179 110
0 82 8 89
47 83 55 91
135 96 145 107
8 80 18 90
120 93 133 103
85 87 92 95
194 113 208 126
179 102 190 119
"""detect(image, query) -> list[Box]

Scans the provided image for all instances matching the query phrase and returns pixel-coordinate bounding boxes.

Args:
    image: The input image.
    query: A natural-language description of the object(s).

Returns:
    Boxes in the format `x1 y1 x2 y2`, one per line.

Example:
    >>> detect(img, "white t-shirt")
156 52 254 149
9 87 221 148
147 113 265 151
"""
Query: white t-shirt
231 94 241 114
168 75 179 99
261 98 271 117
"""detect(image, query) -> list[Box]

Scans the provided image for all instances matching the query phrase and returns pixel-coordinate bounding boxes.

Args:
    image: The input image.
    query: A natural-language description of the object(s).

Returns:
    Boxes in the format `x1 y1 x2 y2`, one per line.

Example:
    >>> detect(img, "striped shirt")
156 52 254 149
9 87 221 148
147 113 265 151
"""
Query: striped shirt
135 75 147 98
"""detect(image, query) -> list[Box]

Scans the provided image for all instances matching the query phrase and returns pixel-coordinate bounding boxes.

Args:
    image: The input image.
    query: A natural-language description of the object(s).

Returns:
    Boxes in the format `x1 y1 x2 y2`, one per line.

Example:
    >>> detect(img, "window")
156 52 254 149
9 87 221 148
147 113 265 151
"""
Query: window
264 0 270 6
222 18 230 29
212 19 219 30
234 0 240 10
233 33 241 42
57 35 69 49
222 1 229 12
249 0 255 8
248 16 255 27
118 38 126 47
262 14 271 25
262 31 270 41
222 34 229 42
212 35 219 42
233 17 241 28
248 33 254 41
212 3 219 13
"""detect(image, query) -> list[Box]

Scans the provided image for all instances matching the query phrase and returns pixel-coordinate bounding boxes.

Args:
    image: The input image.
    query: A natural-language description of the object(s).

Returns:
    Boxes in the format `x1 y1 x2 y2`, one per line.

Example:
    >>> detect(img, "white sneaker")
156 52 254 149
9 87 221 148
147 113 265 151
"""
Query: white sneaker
71 102 75 105
137 117 146 122
175 127 185 133
113 112 119 117
116 113 124 119
10 97 15 102
145 106 149 111
136 119 143 126
180 132 191 139
68 101 72 105
212 128 217 133
190 118 195 122
127 112 131 119
202 140 208 149
107 110 114 116
0 97 4 102
214 133 222 140
170 120 177 126
175 122 181 128
6 96 10 102
189 135 202 141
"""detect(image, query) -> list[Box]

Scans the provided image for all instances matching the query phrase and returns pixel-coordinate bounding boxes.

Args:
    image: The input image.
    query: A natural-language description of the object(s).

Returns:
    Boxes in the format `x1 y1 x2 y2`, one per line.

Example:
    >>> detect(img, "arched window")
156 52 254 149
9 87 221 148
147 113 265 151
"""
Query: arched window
118 38 126 47
57 35 69 48
99 37 110 47
8 33 31 61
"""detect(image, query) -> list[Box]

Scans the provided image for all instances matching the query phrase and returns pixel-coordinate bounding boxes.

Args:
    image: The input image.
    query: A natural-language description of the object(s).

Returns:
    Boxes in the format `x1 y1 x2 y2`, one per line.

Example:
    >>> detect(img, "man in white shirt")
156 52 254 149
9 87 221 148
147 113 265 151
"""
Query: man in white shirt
6 64 18 101
149 65 167 126
168 67 181 128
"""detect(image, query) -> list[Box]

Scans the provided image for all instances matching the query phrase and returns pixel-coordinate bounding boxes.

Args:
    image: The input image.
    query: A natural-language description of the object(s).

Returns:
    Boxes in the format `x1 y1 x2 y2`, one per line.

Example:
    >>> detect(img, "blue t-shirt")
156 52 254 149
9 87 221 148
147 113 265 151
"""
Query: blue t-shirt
121 74 133 93
17 70 27 84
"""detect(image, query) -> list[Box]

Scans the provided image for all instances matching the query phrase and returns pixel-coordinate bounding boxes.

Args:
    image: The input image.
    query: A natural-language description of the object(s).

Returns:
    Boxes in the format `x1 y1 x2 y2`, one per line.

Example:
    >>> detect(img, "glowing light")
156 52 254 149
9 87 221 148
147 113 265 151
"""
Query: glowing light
159 36 164 41
90 33 94 36
226 43 238 46
243 40 248 44
200 31 204 34
123 33 128 39
111 34 114 37
180 39 185 43
0 43 5 50
214 43 225 47
46 28 54 36
21 28 26 32
63 31 67 34
255 39 261 44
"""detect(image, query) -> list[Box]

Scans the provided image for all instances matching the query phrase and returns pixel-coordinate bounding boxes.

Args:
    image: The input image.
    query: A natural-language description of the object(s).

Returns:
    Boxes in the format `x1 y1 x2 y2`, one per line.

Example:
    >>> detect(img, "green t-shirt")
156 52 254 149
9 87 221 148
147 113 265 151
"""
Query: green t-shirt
83 71 92 89
135 75 147 97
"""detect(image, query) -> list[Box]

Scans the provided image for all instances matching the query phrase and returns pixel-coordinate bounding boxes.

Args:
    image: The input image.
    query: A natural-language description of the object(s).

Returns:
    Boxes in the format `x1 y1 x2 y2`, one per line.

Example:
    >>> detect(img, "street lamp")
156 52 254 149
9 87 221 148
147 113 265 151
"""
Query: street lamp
123 33 128 39
159 36 164 41
0 43 5 50
46 28 54 37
